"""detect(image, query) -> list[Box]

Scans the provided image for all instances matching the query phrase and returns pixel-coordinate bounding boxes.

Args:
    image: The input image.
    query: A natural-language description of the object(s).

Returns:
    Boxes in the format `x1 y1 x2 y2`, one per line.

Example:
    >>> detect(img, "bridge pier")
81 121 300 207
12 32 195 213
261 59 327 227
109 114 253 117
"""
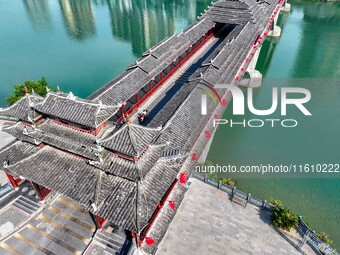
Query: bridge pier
268 11 281 38
280 0 291 12
239 45 263 88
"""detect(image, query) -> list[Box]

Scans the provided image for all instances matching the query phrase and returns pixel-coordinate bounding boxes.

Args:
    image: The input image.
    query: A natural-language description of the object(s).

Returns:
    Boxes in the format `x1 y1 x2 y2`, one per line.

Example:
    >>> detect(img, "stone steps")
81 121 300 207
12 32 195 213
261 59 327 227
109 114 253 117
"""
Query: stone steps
12 195 40 214
94 230 126 255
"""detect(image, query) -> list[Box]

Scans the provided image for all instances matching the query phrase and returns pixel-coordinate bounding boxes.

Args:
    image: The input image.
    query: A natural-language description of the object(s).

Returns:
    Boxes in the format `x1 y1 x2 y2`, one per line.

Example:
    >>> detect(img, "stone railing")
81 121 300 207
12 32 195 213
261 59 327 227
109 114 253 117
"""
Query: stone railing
192 171 275 211
191 172 338 255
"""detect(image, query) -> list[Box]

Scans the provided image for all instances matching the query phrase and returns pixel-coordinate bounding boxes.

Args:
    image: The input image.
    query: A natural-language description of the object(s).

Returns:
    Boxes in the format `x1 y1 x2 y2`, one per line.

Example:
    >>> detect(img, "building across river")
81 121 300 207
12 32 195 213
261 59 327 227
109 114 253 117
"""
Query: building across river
0 0 284 253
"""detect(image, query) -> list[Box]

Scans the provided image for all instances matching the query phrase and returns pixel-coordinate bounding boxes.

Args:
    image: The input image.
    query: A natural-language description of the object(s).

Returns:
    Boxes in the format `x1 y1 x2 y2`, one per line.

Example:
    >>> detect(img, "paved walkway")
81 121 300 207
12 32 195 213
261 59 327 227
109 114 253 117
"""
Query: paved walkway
156 179 304 255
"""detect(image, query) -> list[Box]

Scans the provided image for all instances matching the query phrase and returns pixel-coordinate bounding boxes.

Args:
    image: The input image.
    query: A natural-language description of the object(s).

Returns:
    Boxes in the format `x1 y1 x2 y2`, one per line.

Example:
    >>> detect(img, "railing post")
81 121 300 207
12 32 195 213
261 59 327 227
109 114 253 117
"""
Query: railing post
204 173 208 183
262 199 267 209
218 180 221 190
247 193 251 203
232 186 236 195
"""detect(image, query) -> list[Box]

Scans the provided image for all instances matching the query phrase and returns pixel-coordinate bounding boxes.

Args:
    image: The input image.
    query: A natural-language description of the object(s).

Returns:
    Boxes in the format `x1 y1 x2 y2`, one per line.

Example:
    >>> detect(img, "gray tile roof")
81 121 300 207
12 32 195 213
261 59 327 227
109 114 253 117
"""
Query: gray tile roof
34 91 119 128
3 143 185 232
91 144 166 182
0 140 40 167
0 94 43 122
87 18 214 107
3 145 133 211
25 119 100 160
100 124 162 157
2 122 42 145
96 155 186 232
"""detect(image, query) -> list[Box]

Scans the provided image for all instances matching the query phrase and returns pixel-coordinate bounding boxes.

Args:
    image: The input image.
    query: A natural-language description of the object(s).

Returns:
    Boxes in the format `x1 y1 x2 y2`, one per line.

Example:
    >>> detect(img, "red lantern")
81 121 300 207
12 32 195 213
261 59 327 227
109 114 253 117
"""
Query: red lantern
180 173 187 184
235 76 240 81
169 200 175 210
241 67 245 72
264 32 267 36
205 130 211 140
221 98 228 106
145 237 155 246
192 152 198 161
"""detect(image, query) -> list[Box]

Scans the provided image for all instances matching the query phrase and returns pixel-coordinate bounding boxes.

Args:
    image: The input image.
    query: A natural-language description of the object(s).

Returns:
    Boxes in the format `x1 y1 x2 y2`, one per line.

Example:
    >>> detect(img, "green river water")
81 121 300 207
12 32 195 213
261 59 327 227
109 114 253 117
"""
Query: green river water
0 0 339 249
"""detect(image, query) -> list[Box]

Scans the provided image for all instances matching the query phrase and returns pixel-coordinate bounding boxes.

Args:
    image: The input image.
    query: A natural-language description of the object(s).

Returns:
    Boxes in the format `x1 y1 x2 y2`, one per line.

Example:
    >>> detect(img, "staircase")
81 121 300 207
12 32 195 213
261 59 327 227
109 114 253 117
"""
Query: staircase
94 230 127 255
12 196 40 214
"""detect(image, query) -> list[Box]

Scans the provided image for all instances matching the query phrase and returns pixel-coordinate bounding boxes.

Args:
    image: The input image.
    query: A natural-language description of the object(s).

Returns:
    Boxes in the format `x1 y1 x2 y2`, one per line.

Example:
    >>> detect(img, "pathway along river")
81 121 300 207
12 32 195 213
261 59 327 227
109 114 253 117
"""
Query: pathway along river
0 0 339 249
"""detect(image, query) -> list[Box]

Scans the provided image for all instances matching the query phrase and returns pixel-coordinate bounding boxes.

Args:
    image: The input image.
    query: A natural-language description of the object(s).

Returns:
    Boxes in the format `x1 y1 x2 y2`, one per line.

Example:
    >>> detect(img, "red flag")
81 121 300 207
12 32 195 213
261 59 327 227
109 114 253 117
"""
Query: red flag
241 67 245 72
221 98 228 106
235 76 240 81
180 173 187 184
169 200 175 210
191 152 198 161
145 237 155 246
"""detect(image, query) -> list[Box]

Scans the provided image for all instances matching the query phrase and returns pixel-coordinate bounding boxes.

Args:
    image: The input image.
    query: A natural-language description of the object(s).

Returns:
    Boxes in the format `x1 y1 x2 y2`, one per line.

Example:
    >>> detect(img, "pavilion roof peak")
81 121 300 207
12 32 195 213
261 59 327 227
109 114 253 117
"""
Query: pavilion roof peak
99 123 162 157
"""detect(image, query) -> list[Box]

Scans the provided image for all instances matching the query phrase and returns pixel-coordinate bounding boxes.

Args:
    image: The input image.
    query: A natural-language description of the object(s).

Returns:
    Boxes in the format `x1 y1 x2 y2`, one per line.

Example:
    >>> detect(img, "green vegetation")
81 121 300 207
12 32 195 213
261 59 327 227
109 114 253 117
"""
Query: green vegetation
268 198 283 207
271 206 298 232
269 199 335 248
6 77 56 106
317 232 334 247
204 160 236 187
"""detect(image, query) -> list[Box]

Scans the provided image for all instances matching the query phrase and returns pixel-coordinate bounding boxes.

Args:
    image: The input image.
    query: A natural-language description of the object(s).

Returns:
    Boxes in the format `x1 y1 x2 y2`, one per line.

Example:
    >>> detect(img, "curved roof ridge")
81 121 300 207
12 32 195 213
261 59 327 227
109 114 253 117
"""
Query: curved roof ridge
98 124 126 143
4 143 44 168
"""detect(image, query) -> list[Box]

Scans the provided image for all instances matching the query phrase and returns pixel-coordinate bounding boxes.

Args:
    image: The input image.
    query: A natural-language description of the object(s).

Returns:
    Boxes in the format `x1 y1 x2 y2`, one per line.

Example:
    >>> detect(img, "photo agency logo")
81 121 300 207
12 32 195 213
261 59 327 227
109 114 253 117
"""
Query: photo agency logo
200 83 312 128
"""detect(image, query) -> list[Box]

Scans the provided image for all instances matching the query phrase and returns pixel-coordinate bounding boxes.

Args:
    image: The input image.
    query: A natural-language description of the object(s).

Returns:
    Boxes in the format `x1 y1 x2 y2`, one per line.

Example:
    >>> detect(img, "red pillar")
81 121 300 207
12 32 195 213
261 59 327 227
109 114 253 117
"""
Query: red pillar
30 181 43 201
120 105 125 116
149 81 153 95
6 173 18 189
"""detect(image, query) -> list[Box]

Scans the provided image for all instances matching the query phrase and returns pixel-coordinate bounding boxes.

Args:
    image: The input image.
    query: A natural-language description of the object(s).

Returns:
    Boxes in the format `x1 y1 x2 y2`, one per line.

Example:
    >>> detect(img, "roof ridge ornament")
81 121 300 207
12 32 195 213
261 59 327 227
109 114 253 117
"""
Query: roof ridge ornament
3 160 9 168
23 126 28 135
67 92 76 100
95 138 103 151
24 86 30 97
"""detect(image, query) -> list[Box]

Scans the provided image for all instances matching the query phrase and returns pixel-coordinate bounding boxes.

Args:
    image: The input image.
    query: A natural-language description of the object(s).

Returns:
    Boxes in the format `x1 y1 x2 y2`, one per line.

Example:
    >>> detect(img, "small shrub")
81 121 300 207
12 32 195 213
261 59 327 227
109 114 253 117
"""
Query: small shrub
268 198 283 208
316 232 334 246
272 207 298 232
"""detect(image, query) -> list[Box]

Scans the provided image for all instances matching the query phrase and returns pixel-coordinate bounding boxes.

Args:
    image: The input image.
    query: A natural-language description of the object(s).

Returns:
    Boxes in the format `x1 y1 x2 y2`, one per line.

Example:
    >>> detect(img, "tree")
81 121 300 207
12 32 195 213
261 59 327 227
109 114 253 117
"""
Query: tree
6 77 57 106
